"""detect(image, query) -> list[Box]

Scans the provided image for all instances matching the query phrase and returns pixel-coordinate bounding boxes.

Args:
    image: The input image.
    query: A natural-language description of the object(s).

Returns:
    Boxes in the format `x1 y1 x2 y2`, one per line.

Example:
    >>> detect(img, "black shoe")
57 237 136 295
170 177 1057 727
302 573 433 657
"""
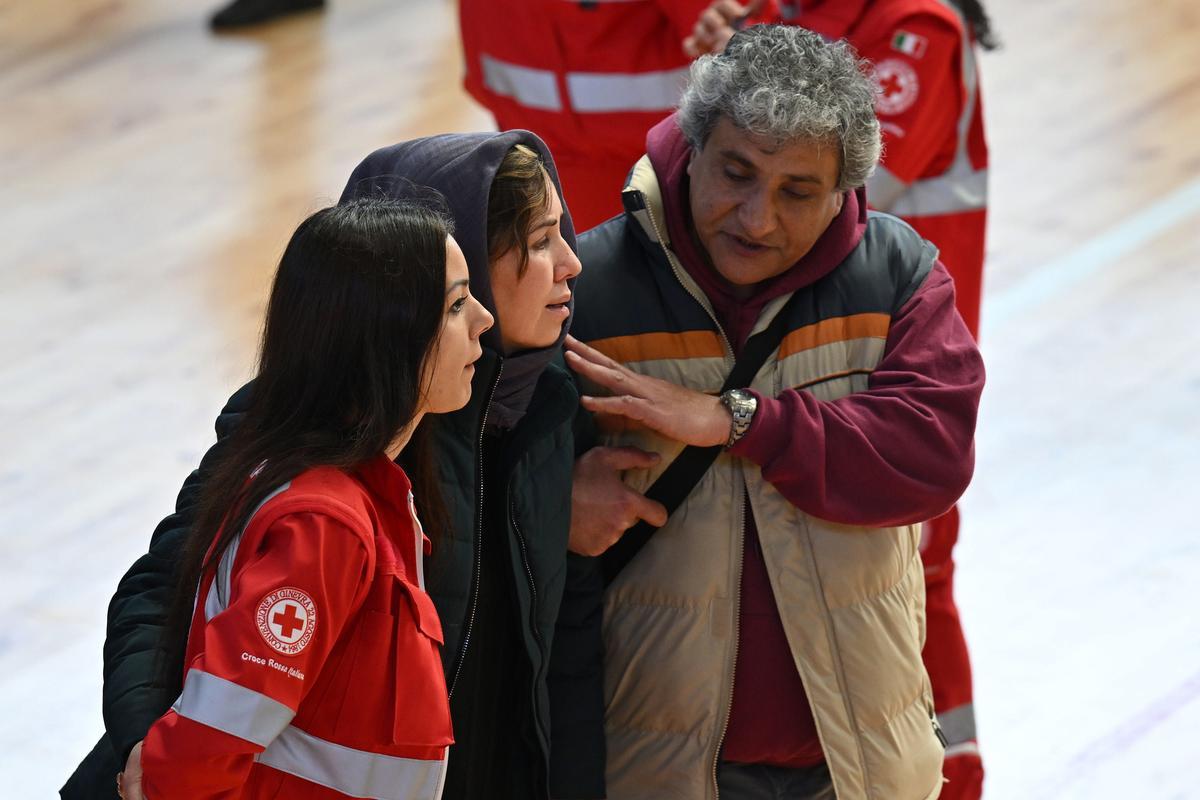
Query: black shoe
209 0 325 30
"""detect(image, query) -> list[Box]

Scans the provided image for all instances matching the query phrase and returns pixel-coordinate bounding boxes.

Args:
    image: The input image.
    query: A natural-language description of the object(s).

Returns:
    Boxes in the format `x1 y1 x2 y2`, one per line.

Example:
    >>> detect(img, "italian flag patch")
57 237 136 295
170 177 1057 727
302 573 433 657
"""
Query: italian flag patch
891 30 928 58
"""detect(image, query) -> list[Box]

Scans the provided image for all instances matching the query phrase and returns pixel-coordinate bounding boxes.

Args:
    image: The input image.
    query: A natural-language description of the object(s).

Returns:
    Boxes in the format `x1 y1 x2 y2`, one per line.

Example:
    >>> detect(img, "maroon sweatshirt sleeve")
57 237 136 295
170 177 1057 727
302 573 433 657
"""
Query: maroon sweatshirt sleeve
729 261 984 527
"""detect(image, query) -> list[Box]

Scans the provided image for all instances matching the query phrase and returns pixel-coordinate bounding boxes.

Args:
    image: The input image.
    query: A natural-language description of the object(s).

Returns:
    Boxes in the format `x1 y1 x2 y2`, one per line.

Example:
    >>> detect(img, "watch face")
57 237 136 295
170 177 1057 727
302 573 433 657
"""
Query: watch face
726 389 754 412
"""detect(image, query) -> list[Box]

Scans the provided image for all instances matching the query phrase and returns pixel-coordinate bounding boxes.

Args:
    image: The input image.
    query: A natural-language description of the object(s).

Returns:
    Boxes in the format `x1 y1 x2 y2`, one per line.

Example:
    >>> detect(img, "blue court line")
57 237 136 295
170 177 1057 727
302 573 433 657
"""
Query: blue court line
983 176 1200 333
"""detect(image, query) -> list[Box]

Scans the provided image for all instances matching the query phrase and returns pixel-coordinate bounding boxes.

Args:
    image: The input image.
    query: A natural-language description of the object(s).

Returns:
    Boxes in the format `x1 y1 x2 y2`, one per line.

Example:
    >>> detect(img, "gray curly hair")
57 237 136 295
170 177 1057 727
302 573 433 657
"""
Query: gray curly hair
678 24 882 191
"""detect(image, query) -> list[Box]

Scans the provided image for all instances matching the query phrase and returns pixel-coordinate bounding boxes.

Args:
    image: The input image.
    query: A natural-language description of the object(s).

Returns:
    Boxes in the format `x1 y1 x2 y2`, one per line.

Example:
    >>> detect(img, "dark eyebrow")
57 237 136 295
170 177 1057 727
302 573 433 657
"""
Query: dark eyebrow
719 149 824 184
446 279 469 295
530 216 557 233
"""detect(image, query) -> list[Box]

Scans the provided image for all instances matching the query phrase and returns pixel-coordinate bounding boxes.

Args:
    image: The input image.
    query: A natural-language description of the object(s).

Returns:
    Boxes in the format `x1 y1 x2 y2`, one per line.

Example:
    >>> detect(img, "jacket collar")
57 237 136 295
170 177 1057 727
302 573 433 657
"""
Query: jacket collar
438 348 577 455
355 452 413 513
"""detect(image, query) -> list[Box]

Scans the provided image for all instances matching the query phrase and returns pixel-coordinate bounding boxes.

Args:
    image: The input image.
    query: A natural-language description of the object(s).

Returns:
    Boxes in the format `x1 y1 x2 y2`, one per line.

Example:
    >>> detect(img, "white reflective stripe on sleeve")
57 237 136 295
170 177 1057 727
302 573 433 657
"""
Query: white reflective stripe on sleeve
205 529 244 621
867 165 911 212
945 741 982 759
172 668 295 747
566 67 689 112
203 481 293 621
936 702 978 746
480 54 562 111
257 726 449 800
887 162 988 217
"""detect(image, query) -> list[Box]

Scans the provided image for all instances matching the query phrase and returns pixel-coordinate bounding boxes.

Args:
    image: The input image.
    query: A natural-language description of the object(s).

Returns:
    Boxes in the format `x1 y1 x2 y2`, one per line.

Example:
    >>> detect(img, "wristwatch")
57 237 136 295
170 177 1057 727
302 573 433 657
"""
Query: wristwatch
719 388 758 448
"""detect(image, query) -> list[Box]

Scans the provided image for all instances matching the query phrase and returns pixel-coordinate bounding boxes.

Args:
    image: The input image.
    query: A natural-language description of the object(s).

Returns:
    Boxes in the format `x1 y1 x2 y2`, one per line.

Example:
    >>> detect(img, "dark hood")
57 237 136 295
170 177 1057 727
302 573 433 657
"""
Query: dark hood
339 130 578 356
340 131 577 428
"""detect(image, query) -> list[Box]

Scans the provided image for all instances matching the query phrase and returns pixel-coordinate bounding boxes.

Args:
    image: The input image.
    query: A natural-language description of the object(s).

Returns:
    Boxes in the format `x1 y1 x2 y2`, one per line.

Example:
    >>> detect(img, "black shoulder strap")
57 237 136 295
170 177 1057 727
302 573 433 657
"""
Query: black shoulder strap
601 293 801 584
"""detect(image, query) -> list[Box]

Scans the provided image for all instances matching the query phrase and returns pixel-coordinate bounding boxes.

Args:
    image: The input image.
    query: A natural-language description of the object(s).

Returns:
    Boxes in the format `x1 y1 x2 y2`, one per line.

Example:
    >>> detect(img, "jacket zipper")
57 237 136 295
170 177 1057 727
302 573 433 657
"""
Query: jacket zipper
641 187 743 798
509 504 543 652
710 486 746 798
932 712 948 748
640 195 735 360
448 364 503 699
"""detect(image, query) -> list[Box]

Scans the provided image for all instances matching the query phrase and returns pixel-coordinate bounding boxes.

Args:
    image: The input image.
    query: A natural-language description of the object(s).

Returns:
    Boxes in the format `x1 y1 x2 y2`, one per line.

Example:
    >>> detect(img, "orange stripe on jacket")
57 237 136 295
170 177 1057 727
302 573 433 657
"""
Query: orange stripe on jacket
778 313 890 360
588 330 725 364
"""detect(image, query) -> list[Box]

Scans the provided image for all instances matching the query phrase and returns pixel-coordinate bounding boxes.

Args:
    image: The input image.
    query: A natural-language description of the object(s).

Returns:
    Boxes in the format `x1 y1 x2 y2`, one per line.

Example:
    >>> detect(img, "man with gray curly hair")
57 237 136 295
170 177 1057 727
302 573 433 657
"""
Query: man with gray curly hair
565 23 983 800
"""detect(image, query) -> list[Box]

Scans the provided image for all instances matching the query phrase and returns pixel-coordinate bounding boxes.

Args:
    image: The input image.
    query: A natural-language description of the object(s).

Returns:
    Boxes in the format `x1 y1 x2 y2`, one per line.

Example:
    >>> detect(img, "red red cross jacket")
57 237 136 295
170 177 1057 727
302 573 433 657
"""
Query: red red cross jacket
141 455 452 799
459 0 711 230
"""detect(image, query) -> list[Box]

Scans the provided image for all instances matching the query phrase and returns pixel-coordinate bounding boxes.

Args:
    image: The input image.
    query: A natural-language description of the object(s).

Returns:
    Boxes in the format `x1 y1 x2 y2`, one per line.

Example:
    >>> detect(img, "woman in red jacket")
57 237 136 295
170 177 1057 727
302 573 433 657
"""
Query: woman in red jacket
122 197 493 798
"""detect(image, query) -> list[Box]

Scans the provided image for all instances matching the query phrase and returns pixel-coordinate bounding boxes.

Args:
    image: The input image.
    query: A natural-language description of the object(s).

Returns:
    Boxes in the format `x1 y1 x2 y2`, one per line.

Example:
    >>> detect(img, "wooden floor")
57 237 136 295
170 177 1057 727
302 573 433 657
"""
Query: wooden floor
1 0 1198 796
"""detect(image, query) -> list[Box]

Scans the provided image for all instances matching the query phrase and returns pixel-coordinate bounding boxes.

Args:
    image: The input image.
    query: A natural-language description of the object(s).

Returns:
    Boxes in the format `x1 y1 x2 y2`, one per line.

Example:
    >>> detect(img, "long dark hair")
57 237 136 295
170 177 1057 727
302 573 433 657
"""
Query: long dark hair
159 197 454 682
947 0 998 50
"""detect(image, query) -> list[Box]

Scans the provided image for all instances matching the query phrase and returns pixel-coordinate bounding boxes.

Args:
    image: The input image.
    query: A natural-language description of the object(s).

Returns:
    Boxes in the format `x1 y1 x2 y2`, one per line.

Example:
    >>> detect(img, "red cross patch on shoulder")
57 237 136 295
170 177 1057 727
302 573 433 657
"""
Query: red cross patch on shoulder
874 58 920 116
256 587 317 655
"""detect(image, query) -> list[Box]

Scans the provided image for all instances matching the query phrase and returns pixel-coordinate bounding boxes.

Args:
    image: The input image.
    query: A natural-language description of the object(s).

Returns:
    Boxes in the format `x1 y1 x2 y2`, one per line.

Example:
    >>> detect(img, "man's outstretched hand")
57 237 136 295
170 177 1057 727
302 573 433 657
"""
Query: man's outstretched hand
565 335 732 450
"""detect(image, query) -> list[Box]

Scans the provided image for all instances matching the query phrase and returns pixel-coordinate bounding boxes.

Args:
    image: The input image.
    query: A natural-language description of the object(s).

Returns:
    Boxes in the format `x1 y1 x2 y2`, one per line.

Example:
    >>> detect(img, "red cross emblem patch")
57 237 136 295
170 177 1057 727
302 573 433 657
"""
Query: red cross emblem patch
874 58 920 116
256 587 317 655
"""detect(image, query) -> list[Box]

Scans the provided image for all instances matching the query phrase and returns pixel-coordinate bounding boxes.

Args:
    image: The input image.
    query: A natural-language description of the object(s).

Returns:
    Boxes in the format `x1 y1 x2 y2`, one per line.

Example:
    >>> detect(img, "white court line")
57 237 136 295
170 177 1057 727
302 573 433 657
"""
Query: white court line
983 176 1200 333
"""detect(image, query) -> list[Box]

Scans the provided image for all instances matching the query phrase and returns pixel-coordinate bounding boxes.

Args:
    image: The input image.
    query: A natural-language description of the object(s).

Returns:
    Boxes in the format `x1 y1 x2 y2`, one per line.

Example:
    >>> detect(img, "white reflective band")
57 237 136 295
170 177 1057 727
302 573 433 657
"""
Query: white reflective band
867 166 910 213
945 741 982 759
204 481 292 621
936 702 978 746
886 162 988 217
175 669 448 797
566 67 689 113
173 669 295 747
257 725 449 800
480 54 561 111
205 529 243 621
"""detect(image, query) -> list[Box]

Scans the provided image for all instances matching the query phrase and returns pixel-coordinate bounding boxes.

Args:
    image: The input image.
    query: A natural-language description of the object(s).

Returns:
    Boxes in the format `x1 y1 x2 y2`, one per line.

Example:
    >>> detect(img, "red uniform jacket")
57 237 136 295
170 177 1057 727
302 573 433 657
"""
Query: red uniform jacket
141 456 452 799
459 0 710 229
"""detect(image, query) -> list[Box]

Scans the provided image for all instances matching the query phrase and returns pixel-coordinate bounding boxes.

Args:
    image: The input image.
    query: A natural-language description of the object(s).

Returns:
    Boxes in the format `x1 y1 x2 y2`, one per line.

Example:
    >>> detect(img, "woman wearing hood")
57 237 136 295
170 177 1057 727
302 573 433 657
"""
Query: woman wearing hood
65 132 607 800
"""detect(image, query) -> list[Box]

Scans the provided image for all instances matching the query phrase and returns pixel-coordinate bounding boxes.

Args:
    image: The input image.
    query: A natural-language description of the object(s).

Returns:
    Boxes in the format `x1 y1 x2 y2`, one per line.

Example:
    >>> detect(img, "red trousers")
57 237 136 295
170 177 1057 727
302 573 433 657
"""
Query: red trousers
922 506 984 799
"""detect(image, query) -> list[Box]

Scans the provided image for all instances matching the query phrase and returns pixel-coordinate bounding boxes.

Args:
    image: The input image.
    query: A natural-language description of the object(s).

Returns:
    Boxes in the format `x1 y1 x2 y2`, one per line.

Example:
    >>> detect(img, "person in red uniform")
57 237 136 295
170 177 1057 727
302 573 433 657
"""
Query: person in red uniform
685 3 996 798
458 0 712 231
119 197 494 799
